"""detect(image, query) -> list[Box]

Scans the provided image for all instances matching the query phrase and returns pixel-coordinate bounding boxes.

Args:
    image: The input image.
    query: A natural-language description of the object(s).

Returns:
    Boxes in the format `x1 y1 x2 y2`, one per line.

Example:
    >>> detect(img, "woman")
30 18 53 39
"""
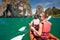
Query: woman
30 13 52 40
40 13 52 40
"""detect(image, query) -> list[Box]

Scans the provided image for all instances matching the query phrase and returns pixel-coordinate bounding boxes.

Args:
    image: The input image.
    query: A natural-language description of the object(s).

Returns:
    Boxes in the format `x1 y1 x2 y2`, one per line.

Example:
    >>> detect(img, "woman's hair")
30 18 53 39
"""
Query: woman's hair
41 12 48 18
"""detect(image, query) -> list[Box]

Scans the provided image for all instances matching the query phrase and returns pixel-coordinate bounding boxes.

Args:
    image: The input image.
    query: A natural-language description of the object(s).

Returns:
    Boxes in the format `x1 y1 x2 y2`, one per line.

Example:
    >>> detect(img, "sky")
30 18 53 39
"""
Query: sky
0 0 2 6
30 0 60 14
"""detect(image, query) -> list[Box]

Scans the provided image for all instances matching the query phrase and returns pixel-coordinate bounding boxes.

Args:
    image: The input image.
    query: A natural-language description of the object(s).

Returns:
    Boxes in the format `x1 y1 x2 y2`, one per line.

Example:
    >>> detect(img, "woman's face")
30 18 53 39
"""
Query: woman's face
40 14 45 21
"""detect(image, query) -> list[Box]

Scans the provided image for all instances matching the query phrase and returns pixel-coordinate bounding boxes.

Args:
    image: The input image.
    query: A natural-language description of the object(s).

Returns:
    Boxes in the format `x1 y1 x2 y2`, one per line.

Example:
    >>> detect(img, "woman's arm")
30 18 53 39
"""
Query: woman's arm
38 23 42 36
31 23 42 37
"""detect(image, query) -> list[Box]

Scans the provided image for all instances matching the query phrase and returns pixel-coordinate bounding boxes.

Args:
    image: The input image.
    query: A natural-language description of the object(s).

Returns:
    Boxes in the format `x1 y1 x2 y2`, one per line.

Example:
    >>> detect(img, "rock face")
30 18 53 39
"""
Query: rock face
45 6 60 17
35 5 44 16
1 0 32 17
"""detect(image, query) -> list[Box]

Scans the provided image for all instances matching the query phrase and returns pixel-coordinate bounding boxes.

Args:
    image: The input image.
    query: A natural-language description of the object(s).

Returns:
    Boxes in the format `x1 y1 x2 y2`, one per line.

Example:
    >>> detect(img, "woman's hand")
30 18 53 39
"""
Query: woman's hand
31 27 35 31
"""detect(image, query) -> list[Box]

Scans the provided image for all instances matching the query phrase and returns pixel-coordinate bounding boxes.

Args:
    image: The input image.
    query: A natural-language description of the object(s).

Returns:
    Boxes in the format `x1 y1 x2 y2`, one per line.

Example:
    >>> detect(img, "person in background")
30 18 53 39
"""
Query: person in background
29 14 41 40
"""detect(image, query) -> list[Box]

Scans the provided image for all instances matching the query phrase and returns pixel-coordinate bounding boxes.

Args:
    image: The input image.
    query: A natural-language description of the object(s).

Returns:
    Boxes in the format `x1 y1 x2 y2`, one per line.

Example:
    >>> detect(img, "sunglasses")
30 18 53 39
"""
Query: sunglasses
38 16 44 18
38 16 41 18
39 16 42 17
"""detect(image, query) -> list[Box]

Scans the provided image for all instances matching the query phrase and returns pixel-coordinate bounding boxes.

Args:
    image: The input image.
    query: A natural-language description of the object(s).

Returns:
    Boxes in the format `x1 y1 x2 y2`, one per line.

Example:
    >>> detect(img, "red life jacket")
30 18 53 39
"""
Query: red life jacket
41 20 51 38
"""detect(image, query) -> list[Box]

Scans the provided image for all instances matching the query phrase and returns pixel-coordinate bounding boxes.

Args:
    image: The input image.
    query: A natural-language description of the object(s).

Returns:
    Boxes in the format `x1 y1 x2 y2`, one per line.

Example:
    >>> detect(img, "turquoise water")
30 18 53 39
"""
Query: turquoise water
0 17 60 40
49 18 60 39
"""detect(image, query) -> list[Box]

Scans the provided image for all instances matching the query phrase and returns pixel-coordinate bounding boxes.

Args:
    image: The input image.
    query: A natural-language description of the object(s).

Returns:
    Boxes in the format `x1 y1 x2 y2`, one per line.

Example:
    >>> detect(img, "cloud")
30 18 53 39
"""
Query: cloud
31 0 60 10
31 0 60 13
44 8 47 11
45 2 52 6
34 1 59 8
32 9 36 14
